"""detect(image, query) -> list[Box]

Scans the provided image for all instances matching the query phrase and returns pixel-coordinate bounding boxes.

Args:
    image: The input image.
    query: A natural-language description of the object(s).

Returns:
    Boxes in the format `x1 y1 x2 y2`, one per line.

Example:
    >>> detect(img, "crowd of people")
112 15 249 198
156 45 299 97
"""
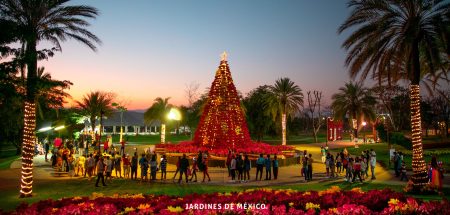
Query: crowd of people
300 146 377 183
39 137 446 189
225 151 279 183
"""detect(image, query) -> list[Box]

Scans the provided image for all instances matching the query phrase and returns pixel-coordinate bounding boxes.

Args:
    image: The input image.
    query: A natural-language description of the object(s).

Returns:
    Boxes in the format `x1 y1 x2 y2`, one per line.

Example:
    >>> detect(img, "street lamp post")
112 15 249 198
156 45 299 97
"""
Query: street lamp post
98 110 104 152
362 121 367 144
168 108 182 141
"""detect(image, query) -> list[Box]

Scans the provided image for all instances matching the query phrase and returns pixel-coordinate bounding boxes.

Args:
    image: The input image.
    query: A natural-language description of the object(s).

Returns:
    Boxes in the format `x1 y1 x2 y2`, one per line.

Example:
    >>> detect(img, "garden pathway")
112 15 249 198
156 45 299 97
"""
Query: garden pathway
3 141 416 189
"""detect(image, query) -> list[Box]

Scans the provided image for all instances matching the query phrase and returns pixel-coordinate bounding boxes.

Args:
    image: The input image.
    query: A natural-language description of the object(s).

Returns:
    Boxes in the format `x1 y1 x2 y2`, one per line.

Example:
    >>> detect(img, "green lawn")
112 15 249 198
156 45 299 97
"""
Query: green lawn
0 178 446 212
262 133 351 145
105 134 192 144
329 142 450 170
0 155 19 170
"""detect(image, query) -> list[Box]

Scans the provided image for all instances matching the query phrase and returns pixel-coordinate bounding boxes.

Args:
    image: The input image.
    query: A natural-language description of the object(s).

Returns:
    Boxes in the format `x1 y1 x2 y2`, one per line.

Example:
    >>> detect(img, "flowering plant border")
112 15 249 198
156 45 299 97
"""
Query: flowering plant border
7 187 450 214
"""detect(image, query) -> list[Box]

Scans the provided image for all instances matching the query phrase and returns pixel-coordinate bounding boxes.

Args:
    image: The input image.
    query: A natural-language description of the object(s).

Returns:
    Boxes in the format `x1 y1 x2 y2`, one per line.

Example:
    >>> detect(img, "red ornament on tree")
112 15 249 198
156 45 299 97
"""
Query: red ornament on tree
193 52 251 150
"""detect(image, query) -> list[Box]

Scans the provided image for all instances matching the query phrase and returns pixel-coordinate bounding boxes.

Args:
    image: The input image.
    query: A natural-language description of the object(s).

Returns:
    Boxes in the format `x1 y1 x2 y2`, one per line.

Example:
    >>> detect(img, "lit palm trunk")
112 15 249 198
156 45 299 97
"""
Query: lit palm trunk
161 124 166 143
410 85 429 186
282 113 286 145
20 101 36 197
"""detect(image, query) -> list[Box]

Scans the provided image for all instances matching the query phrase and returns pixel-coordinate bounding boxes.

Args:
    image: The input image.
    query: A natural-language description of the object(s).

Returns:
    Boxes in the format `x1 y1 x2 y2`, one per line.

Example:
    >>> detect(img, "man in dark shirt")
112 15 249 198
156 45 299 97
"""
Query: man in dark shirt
178 154 190 184
131 152 138 180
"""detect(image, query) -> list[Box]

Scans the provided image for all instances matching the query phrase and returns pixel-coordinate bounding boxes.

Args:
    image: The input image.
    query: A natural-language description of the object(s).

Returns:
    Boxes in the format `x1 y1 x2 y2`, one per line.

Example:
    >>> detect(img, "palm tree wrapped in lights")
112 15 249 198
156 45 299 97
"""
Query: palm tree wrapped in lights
0 0 101 197
267 77 303 146
339 0 449 189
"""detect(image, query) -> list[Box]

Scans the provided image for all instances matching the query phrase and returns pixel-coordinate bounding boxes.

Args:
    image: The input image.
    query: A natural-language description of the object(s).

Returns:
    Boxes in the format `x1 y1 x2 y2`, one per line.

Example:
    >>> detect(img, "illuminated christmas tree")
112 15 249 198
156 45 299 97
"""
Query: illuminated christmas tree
193 52 251 150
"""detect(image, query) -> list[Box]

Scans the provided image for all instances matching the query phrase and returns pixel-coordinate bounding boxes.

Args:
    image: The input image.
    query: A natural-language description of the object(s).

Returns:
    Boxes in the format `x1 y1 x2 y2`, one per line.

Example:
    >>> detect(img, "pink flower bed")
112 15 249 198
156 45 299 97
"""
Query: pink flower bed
156 141 295 156
6 187 450 214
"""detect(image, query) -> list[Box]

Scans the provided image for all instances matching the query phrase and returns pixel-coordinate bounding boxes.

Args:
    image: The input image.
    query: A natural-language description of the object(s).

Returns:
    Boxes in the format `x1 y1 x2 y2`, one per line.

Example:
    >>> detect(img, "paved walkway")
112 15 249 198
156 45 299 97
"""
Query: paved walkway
3 141 408 189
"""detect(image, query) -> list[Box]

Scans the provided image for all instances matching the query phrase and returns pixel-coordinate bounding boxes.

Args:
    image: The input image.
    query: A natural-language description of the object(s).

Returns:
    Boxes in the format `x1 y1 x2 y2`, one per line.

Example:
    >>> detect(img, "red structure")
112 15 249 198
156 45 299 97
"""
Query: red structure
193 55 251 150
327 118 343 141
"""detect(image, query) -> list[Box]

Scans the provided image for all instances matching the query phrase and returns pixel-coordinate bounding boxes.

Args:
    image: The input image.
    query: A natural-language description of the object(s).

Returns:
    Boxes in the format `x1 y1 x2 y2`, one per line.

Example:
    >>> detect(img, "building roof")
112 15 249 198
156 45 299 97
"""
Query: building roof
102 111 160 127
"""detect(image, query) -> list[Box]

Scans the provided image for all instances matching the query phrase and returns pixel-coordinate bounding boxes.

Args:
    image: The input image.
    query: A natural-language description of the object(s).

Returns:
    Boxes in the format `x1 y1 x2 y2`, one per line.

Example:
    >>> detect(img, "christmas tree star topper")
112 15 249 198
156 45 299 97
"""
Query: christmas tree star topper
221 51 227 61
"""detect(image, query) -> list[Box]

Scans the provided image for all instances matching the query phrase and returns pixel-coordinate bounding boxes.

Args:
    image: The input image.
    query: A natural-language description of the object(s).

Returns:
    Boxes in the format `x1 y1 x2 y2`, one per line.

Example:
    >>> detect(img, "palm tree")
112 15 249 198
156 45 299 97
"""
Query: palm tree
338 0 449 188
35 67 72 120
76 91 114 149
0 0 100 197
331 82 376 139
267 78 303 145
144 97 172 143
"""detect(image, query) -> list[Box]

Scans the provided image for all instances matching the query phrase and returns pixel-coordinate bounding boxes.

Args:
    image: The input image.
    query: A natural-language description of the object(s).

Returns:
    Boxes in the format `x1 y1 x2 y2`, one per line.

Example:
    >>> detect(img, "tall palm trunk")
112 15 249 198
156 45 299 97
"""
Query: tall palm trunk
161 123 166 143
410 85 428 187
352 113 358 140
410 41 428 188
20 39 37 198
281 113 286 145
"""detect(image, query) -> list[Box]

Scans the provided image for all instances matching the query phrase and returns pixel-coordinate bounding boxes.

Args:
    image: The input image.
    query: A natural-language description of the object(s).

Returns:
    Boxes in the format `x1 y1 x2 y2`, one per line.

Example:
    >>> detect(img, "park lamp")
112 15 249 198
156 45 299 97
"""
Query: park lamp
362 121 367 127
37 126 52 132
54 125 65 131
168 108 182 121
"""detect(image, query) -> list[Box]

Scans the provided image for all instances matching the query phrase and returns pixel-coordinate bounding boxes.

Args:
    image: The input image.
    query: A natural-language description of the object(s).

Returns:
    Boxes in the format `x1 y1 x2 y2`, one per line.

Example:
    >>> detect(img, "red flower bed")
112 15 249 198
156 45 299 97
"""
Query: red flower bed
156 141 295 157
6 188 450 214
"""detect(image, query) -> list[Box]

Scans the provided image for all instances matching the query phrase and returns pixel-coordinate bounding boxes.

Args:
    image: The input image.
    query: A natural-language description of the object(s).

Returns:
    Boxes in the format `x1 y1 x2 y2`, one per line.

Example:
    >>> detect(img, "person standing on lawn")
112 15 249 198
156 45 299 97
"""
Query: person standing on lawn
236 154 244 182
265 154 272 180
95 156 106 187
131 152 138 180
178 154 190 184
122 154 131 179
189 157 198 182
226 150 233 177
139 153 148 183
114 152 122 178
244 154 251 181
150 154 158 181
105 156 113 183
400 161 408 181
370 149 376 180
255 154 264 181
307 154 313 181
302 152 309 180
44 138 50 162
173 157 181 180
329 155 335 178
352 157 363 183
273 155 279 180
120 140 126 156
160 154 168 180
230 155 237 181
202 157 211 182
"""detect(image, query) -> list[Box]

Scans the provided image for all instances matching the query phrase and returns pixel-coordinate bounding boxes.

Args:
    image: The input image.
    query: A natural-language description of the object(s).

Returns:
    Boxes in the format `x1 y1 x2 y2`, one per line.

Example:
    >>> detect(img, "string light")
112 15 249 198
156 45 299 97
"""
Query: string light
20 101 35 197
409 85 428 187
193 56 251 150
282 114 287 145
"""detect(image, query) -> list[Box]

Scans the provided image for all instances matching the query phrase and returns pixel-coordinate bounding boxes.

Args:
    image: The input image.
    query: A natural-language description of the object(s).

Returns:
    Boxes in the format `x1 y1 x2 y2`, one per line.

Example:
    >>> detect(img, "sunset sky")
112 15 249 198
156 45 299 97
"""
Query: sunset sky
39 0 353 110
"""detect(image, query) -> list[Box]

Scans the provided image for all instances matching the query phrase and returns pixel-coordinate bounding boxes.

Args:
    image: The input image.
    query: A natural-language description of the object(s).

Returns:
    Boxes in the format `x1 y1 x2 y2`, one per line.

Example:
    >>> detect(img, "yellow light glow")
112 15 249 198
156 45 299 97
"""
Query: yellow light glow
167 108 182 121
54 125 65 131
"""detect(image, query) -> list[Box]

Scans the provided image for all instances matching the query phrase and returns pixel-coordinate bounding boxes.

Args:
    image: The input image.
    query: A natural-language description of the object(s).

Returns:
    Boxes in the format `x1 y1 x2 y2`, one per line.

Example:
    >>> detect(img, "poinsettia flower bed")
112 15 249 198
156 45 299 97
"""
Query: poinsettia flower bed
156 141 295 157
7 187 450 214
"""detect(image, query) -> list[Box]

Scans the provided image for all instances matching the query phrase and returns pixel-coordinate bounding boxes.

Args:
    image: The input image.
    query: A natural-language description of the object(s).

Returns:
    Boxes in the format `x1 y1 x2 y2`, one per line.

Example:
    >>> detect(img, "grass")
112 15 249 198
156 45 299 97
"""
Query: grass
0 156 19 170
104 134 192 144
328 142 450 171
262 133 352 145
0 178 446 212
